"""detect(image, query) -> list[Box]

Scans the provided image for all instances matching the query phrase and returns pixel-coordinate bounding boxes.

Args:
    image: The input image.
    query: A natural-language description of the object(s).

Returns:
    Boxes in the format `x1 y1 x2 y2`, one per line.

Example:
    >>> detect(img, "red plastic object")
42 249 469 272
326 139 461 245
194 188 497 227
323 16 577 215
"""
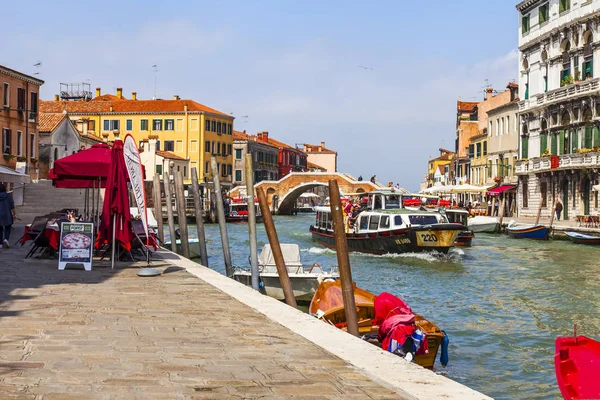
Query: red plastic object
555 335 600 399
550 155 559 169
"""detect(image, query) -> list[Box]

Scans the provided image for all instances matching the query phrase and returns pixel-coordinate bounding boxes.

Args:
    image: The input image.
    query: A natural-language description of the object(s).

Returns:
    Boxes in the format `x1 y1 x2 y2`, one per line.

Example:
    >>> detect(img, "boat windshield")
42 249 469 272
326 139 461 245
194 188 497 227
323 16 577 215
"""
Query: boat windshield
407 215 439 225
385 195 401 209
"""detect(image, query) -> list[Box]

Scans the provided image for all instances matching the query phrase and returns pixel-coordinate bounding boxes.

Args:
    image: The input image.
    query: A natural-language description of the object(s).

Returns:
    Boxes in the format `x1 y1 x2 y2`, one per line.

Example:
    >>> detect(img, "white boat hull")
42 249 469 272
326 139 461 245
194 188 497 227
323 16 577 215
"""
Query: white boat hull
233 271 337 302
468 217 499 233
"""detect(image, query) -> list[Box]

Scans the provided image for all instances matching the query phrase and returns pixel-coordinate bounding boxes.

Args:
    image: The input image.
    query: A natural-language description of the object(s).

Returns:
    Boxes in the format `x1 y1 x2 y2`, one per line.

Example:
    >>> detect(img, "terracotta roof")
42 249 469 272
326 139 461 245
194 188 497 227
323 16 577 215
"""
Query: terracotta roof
307 161 326 170
439 148 455 154
507 82 518 89
233 130 250 140
38 113 67 133
304 143 336 154
80 132 105 143
156 150 186 160
457 101 478 112
40 98 231 117
92 94 128 101
264 137 294 149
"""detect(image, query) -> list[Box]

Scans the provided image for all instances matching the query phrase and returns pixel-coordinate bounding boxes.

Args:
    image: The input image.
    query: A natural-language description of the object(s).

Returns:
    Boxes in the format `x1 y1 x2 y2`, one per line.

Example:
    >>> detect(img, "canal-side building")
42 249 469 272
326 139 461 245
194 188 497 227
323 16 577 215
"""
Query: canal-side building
302 142 337 172
40 87 234 185
516 0 600 219
251 131 307 177
427 148 454 187
454 101 479 184
232 130 279 187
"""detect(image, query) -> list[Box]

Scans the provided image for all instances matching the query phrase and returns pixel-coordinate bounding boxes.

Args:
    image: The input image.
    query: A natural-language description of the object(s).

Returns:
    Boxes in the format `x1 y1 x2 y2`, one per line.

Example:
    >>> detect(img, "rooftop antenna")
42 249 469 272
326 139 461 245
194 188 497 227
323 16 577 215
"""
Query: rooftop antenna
152 64 158 99
33 61 42 76
240 115 249 129
480 78 492 100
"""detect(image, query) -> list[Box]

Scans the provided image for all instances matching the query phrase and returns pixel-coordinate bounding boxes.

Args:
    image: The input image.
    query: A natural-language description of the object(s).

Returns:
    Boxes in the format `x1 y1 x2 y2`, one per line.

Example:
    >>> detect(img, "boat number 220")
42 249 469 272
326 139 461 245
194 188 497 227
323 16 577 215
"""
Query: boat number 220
421 233 438 242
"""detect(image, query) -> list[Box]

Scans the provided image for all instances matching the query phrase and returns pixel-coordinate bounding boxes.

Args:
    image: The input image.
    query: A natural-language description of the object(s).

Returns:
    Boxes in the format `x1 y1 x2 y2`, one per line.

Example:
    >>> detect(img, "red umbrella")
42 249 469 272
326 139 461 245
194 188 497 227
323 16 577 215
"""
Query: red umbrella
53 143 111 179
99 139 132 267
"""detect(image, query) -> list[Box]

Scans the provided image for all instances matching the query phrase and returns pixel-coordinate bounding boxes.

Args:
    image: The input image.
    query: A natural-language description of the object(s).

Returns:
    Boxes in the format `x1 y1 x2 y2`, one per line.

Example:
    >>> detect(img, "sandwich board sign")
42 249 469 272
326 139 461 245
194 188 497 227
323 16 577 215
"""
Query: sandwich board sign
58 222 94 271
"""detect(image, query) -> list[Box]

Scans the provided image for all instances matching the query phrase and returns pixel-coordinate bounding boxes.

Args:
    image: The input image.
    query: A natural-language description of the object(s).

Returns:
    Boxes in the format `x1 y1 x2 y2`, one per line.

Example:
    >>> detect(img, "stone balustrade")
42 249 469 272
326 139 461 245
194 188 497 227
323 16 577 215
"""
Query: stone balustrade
516 152 600 175
518 78 600 111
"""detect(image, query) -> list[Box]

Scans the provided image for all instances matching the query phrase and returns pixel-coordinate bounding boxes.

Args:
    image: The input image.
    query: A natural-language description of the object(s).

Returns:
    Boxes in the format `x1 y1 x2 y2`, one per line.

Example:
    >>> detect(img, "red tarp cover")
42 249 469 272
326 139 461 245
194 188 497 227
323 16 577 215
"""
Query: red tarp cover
53 143 112 179
486 184 517 197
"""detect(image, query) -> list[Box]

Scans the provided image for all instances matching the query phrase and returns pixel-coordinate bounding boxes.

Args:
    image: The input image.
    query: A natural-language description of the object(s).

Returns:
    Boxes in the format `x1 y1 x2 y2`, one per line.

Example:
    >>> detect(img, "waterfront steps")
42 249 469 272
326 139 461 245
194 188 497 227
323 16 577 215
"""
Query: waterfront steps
0 238 491 399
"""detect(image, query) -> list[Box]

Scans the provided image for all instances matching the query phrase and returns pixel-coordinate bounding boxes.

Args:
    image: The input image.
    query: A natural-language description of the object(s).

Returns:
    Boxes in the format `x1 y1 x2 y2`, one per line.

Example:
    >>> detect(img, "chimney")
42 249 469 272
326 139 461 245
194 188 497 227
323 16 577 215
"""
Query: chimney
54 94 59 101
320 141 325 150
486 87 493 101
184 104 188 112
258 131 269 142
148 137 157 154
116 88 123 99
174 95 180 100
82 119 88 136
132 92 137 100
110 105 113 112
96 87 101 97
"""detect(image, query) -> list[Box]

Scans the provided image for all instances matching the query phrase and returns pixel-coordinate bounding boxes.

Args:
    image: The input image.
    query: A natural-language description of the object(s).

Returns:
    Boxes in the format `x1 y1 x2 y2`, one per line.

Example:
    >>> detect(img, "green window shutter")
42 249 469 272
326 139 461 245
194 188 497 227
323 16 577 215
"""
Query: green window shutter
586 126 594 148
521 137 529 159
593 126 600 148
483 141 487 156
571 129 578 153
559 130 565 155
525 84 529 100
551 133 558 155
540 134 548 155
560 0 564 13
522 16 529 34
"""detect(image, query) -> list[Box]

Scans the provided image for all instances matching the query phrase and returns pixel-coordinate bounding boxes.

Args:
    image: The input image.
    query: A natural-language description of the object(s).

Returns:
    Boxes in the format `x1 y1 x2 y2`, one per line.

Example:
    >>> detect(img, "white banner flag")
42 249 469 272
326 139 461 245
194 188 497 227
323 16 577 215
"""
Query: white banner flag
123 134 149 240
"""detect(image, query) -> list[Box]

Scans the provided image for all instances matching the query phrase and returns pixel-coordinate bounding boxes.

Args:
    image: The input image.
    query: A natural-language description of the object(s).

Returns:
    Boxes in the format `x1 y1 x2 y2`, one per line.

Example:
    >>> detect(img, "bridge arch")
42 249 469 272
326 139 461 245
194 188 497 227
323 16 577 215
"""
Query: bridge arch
277 182 329 215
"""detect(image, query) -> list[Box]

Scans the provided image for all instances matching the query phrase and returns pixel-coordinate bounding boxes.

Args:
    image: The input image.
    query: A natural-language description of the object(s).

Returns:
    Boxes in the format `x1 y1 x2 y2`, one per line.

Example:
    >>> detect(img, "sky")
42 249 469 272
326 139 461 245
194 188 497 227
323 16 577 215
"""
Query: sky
3 0 519 191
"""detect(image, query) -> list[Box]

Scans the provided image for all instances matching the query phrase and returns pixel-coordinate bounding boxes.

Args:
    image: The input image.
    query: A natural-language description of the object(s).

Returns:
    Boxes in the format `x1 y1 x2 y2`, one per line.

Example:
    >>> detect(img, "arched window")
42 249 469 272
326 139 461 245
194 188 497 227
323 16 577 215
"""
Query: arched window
560 40 572 86
583 30 594 79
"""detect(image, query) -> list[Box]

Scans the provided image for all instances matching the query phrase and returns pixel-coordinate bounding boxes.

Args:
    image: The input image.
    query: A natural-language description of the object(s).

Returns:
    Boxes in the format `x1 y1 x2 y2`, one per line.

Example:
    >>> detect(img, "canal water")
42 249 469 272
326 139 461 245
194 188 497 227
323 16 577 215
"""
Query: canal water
173 214 600 400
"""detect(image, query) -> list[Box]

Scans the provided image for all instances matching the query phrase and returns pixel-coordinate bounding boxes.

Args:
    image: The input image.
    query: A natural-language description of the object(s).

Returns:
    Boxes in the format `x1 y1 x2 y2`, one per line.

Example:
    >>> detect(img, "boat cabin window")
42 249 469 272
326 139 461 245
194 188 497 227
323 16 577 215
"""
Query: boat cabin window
380 215 390 229
394 215 405 226
385 196 400 209
408 215 439 225
359 215 369 230
369 215 380 230
326 214 332 230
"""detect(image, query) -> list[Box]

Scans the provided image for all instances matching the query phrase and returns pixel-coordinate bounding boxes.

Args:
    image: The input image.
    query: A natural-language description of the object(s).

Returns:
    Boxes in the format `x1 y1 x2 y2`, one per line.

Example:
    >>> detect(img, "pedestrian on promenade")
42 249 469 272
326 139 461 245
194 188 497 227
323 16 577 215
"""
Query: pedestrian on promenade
358 175 363 181
555 199 563 221
370 175 376 184
494 198 499 216
0 183 16 248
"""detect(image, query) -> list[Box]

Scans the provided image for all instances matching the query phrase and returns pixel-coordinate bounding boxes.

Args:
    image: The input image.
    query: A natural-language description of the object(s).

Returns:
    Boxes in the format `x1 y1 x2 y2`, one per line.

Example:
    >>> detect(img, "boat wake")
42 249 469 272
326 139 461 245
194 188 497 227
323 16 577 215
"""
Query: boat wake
306 247 337 255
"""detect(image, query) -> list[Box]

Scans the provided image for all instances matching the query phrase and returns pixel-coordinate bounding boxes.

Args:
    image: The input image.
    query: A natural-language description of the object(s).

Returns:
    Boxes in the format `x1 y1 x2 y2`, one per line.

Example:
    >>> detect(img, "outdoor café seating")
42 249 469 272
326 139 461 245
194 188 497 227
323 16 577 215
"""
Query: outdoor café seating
576 215 600 228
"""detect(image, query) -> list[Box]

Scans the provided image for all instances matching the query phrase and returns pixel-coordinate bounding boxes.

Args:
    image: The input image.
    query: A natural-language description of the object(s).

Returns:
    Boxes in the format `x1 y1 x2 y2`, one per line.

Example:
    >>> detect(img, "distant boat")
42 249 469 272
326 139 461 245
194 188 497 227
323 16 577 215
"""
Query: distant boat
467 216 499 233
565 231 600 245
445 208 474 246
555 334 600 399
505 224 551 240
226 196 262 223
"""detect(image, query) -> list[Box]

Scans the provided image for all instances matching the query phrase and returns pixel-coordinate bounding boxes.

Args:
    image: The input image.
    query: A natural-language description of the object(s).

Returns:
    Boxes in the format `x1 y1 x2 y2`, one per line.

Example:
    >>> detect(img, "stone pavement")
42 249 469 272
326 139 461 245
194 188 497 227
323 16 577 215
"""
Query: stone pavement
0 242 405 400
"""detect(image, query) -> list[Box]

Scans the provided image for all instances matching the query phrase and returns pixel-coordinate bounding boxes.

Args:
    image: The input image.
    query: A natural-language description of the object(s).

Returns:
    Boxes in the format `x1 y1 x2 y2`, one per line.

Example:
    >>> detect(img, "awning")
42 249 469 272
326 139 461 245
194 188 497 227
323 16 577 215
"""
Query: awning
0 165 31 184
486 184 517 197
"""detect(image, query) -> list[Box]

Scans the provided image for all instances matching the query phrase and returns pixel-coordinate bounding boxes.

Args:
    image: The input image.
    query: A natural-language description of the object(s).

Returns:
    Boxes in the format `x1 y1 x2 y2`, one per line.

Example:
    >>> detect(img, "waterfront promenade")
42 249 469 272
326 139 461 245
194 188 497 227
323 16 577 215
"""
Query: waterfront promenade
0 233 489 399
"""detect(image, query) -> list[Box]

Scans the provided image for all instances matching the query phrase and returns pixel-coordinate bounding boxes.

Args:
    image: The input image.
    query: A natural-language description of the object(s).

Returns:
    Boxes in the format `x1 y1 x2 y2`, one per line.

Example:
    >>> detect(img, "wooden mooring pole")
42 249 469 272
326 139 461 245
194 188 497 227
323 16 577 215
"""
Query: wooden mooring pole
257 187 297 308
245 154 259 291
328 179 359 337
210 157 233 277
191 167 209 267
498 196 507 232
535 199 543 226
174 170 190 259
163 173 177 253
153 174 164 244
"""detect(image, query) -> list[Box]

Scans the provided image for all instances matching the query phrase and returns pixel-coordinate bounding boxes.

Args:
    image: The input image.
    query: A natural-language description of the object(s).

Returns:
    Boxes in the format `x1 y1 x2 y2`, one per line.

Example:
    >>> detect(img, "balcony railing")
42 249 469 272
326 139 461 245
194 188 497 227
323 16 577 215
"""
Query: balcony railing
515 152 600 174
519 78 600 110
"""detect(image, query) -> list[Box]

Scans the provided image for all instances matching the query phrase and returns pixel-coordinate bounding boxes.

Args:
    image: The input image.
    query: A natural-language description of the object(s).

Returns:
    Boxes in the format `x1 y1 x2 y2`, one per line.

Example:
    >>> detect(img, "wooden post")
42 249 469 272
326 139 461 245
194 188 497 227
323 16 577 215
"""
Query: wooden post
549 201 557 227
174 170 190 259
191 167 209 267
257 187 297 308
153 174 164 244
535 199 543 226
328 179 359 337
245 154 259 290
498 196 507 231
210 157 233 277
163 173 177 253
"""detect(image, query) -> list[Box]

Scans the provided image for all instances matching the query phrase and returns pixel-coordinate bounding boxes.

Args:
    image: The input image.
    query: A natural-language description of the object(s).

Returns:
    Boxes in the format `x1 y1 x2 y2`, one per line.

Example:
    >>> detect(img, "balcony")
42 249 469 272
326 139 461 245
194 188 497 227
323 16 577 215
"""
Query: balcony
519 78 600 111
515 152 600 175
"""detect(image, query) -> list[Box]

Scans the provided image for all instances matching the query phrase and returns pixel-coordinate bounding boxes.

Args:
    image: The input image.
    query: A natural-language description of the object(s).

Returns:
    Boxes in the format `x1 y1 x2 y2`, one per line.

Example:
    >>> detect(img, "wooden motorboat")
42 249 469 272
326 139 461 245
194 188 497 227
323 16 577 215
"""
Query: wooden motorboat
309 280 446 369
555 335 600 399
565 231 600 245
233 244 339 302
310 190 464 255
505 224 550 240
467 216 499 233
445 208 473 246
226 196 263 223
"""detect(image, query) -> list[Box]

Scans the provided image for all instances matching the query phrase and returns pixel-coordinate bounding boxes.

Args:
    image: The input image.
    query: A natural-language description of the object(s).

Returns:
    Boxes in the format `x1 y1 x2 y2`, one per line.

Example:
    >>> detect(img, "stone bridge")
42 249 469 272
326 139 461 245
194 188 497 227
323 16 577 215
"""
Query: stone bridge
229 172 380 214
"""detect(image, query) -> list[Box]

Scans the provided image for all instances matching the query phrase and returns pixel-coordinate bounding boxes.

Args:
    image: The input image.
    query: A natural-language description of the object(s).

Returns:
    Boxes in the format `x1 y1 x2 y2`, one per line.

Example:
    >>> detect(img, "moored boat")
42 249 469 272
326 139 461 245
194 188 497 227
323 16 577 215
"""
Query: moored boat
226 196 262 223
505 224 551 240
467 216 499 233
445 208 474 246
565 231 600 245
555 334 600 399
309 280 447 369
310 189 465 255
233 244 339 302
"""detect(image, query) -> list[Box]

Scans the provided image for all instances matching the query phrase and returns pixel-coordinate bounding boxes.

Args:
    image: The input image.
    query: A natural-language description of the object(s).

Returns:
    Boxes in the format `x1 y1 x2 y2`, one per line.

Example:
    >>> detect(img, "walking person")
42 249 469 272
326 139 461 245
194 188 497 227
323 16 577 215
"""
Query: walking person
493 198 499 216
555 199 563 221
0 183 16 248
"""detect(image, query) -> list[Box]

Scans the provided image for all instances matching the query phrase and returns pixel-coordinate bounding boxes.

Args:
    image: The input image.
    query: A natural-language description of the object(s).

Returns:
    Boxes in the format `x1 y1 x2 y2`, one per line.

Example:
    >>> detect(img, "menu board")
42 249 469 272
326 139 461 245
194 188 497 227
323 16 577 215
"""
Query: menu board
58 222 93 271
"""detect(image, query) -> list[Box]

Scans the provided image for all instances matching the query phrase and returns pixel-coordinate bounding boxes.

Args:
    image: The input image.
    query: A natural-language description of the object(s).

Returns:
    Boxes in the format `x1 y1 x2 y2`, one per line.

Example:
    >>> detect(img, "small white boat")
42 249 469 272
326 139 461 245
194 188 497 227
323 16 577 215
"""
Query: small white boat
467 216 499 233
233 244 339 302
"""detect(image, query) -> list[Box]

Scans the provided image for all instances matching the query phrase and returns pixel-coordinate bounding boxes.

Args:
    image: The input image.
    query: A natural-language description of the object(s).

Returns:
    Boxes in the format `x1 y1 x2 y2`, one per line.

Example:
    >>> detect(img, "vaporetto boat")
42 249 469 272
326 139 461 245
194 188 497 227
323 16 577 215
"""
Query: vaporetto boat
309 190 465 254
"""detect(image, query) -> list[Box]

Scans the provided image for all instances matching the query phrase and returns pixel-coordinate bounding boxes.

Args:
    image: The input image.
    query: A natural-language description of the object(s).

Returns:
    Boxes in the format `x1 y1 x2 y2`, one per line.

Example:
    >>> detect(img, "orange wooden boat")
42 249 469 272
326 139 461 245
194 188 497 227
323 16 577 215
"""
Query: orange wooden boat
309 280 446 369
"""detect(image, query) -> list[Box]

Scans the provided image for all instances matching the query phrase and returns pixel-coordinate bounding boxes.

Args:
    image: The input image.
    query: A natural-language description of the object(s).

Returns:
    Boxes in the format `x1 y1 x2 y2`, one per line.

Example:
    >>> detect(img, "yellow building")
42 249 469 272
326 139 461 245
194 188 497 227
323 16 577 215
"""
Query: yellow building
40 88 234 184
468 132 489 186
427 148 454 187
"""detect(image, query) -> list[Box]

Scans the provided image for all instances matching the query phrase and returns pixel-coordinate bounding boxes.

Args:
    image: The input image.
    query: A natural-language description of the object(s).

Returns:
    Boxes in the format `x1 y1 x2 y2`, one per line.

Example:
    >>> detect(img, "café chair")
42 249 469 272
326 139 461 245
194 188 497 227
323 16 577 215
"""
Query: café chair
14 216 49 247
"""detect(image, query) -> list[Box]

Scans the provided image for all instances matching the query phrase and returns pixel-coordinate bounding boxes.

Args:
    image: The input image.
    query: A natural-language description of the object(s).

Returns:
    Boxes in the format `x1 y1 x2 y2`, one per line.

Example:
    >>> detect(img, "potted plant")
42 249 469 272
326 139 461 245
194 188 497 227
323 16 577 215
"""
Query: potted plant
541 148 550 157
561 74 574 87
574 70 581 82
16 156 27 162
2 154 15 161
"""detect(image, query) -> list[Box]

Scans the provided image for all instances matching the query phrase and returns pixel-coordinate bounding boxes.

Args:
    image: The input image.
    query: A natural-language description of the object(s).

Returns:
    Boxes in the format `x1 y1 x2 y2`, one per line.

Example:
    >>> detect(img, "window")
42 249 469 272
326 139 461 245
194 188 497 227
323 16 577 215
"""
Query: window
212 120 216 132
468 144 474 158
190 140 198 152
165 119 174 131
476 142 481 157
212 141 216 154
16 131 22 156
227 164 232 175
559 0 570 13
176 119 183 131
175 140 183 152
88 120 95 131
2 128 11 154
141 119 148 131
521 136 529 159
153 119 163 130
235 169 242 181
408 215 439 225
228 124 232 135
506 116 510 133
359 216 369 230
205 119 211 132
103 120 110 131
156 165 162 175
29 92 38 120
2 83 8 107
539 3 549 25
183 166 187 177
164 141 174 151
540 133 548 154
227 144 232 156
217 122 222 134
522 181 529 208
522 14 530 35
30 134 35 158
205 161 209 173
380 215 390 229
221 163 227 177
584 59 593 80
190 118 198 131
217 142 221 155
369 216 380 230
156 141 161 151
205 140 210 152
235 148 242 159
126 119 133 131
483 141 487 156
17 87 25 110
103 120 119 131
